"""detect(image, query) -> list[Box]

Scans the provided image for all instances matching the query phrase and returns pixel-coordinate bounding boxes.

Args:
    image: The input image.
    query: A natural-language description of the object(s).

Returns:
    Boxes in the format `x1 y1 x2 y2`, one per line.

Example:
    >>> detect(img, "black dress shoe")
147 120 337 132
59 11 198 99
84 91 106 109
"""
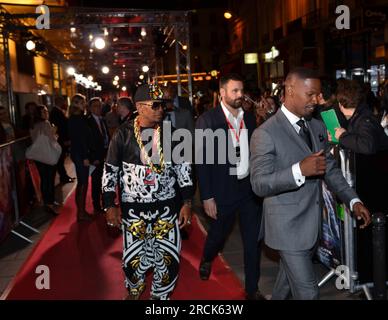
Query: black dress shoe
246 290 267 300
199 259 212 280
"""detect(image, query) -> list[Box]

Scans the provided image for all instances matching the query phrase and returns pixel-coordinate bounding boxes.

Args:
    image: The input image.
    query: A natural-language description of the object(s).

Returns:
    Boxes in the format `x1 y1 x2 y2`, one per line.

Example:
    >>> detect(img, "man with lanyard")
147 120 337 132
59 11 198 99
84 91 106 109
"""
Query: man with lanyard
195 73 264 300
102 83 193 300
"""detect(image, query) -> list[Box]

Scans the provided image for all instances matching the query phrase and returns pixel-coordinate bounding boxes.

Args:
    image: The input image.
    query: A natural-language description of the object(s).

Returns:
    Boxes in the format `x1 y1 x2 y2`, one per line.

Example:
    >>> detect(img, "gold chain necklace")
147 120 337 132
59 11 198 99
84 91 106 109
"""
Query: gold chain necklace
134 117 165 174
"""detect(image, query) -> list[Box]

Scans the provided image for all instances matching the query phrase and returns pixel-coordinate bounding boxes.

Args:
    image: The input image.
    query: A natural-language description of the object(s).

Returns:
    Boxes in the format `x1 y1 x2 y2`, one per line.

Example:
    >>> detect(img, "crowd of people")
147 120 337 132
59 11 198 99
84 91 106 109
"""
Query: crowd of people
2 68 388 300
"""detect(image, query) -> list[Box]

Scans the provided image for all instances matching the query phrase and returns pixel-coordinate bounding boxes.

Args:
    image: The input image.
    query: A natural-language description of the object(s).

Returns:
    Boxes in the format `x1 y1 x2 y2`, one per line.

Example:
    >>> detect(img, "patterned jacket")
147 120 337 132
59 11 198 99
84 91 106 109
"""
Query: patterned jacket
102 120 194 210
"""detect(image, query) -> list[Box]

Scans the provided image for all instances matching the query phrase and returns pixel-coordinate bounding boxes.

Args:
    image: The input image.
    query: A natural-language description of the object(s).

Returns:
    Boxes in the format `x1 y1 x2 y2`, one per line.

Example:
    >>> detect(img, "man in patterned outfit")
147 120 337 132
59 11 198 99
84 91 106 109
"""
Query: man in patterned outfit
102 84 194 300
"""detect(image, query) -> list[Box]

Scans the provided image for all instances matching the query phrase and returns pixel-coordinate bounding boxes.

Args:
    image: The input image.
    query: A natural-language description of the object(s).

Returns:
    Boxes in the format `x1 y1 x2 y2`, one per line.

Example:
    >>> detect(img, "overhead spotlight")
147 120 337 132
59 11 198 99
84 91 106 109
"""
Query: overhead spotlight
182 44 188 50
122 65 126 68
116 85 120 89
26 40 35 51
224 11 232 19
101 66 110 74
141 27 147 37
94 37 106 50
66 67 76 76
89 34 93 41
89 48 94 53
138 52 142 56
113 80 118 86
104 28 109 36
142 65 149 73
138 38 142 42
70 27 76 33
122 86 127 91
139 74 144 80
87 75 93 81
113 37 119 42
114 76 119 81
114 52 118 56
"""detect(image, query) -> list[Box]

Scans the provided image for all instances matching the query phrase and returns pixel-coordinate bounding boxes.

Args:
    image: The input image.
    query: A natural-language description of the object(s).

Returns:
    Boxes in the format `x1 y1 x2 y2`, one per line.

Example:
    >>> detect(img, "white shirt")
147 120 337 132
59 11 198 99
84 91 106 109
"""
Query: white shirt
281 104 361 210
221 101 249 179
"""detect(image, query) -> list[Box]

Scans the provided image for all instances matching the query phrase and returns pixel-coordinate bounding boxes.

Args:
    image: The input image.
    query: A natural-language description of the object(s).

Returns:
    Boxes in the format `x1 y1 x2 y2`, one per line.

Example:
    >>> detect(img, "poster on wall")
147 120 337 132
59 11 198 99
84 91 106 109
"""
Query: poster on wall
0 145 15 243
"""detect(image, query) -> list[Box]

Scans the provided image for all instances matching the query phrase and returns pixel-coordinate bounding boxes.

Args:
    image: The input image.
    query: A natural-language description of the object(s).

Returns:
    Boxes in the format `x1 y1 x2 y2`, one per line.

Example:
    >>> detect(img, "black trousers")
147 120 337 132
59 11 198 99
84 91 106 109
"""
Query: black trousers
35 161 56 205
56 145 69 181
91 161 104 209
202 196 262 295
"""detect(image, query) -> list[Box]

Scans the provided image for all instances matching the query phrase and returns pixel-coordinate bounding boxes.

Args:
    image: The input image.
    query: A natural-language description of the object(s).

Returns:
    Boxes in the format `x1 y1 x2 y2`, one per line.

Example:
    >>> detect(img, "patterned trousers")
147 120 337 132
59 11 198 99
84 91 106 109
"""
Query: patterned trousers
121 200 181 300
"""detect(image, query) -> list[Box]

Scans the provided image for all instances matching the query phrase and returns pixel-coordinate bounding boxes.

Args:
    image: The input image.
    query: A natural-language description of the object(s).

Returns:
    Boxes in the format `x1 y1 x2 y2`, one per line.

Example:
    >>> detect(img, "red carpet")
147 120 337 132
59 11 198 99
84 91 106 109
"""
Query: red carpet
4 187 245 300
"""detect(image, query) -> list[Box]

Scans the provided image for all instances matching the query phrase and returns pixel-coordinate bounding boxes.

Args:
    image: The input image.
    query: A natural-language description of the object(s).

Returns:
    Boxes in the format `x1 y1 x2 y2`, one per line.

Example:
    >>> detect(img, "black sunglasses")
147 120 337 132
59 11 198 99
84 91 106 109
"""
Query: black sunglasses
141 102 166 111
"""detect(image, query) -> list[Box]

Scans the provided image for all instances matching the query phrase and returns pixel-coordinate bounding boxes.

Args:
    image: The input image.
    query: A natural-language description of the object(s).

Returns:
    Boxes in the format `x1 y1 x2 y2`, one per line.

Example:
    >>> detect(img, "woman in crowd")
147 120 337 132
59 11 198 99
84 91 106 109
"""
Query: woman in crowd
68 94 93 222
30 105 58 214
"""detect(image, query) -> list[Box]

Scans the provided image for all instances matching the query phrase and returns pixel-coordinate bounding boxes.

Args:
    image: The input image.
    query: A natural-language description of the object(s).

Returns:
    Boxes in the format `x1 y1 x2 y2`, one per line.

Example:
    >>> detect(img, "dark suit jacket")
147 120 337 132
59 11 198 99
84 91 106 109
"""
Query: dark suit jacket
50 106 68 146
174 107 195 136
176 96 194 115
68 114 92 161
87 114 110 162
195 105 257 206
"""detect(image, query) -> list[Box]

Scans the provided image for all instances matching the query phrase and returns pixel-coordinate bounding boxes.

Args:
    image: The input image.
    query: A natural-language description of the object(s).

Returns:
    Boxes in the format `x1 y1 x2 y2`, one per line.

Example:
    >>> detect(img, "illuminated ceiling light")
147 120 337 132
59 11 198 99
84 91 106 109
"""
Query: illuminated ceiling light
89 48 93 53
224 11 232 19
26 40 35 51
182 44 188 50
94 37 106 50
139 74 144 80
140 27 147 37
116 85 120 89
101 66 110 74
114 75 119 81
142 65 149 73
114 52 118 56
66 67 76 76
138 52 142 56
70 27 76 33
87 75 93 81
122 86 127 91
138 38 142 42
122 64 126 68
113 80 118 86
89 34 93 41
104 28 109 36
113 37 119 42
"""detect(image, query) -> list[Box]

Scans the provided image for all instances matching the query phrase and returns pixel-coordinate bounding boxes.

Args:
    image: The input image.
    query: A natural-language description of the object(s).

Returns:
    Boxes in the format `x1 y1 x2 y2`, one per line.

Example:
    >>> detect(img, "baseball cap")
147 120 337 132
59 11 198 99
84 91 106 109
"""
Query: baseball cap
134 84 166 103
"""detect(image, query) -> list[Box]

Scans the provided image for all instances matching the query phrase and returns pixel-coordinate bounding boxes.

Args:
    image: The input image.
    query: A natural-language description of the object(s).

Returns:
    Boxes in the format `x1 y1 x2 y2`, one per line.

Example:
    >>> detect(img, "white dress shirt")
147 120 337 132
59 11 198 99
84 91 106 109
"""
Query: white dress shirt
281 104 361 210
221 101 249 179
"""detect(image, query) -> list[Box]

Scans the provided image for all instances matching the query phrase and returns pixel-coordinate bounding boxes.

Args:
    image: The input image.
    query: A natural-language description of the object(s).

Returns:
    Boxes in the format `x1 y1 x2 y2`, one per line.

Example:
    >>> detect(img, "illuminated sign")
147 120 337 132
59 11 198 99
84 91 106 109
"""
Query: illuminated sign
263 46 280 62
244 53 258 64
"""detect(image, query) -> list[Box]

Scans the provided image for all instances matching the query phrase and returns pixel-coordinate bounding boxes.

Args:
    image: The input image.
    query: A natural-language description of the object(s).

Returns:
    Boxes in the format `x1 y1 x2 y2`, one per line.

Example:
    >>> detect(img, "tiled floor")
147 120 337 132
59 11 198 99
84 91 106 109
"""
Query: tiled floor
0 158 369 300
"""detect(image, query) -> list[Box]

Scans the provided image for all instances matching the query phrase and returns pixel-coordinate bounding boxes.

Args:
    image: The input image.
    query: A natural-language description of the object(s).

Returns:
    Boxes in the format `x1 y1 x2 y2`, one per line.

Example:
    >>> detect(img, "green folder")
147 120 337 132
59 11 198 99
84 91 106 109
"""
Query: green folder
320 109 341 144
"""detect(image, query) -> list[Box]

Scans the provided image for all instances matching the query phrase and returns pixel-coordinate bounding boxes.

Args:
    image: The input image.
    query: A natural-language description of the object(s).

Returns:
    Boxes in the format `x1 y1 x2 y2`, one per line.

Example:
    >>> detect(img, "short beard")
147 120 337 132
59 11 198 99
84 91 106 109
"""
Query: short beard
225 97 243 109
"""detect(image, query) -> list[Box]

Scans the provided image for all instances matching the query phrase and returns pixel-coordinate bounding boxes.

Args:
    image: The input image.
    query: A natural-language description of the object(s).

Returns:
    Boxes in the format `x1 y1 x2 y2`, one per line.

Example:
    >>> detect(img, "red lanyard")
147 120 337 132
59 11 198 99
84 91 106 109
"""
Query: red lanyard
223 109 244 143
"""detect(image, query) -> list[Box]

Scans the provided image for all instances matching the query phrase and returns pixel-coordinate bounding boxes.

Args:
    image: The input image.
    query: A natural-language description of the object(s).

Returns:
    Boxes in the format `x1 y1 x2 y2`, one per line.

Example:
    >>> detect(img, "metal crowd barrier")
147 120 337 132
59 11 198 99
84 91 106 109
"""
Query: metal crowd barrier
0 136 40 244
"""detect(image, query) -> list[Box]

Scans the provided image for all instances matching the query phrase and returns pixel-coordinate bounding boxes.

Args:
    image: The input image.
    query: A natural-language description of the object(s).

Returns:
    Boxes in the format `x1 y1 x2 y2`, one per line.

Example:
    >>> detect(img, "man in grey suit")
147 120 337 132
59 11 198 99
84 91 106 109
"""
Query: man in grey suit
249 67 371 300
